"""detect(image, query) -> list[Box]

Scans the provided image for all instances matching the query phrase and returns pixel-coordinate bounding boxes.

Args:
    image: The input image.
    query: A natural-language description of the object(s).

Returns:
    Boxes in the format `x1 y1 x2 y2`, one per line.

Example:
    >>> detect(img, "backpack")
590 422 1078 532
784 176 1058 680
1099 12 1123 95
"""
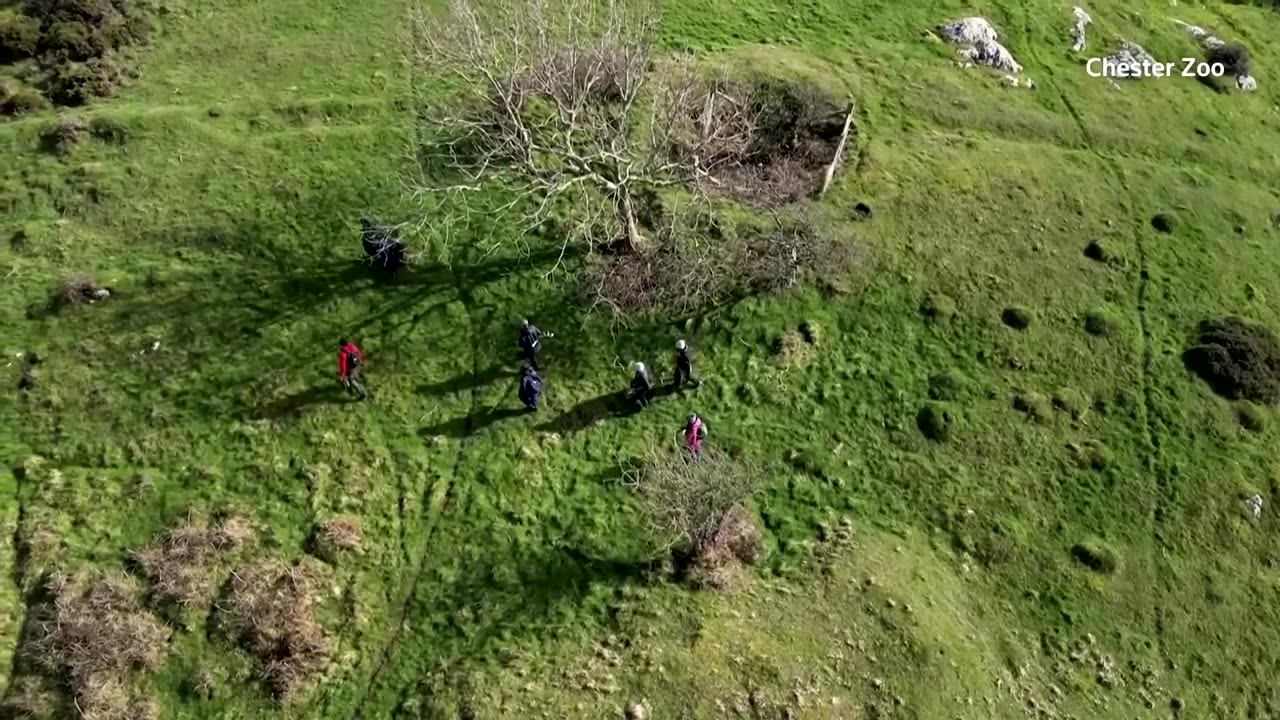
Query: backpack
345 348 361 370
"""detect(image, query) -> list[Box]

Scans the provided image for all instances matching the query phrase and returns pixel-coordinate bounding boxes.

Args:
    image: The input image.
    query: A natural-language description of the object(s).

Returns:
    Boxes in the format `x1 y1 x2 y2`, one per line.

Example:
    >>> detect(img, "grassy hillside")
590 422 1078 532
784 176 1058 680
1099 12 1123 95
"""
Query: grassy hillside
3 0 1280 718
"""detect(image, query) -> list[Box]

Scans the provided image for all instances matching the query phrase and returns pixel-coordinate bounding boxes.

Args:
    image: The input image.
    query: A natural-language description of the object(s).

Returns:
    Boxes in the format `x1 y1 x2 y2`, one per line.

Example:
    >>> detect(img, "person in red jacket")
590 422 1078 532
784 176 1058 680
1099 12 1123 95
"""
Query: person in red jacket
338 339 367 399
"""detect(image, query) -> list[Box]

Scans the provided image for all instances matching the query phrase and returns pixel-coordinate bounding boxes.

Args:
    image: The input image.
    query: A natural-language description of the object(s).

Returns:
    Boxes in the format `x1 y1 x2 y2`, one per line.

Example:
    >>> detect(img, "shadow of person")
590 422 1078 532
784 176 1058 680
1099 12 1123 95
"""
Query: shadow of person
254 384 344 419
420 406 527 440
534 390 641 435
415 364 514 398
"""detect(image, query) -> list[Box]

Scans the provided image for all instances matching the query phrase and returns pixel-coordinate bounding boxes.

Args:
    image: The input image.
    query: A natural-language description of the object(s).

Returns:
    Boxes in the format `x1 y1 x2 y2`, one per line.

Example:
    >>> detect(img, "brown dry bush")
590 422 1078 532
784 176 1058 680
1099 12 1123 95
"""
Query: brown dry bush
215 561 332 702
312 516 363 561
587 213 865 319
1184 316 1280 405
623 445 764 588
135 512 252 610
18 572 169 718
697 79 849 205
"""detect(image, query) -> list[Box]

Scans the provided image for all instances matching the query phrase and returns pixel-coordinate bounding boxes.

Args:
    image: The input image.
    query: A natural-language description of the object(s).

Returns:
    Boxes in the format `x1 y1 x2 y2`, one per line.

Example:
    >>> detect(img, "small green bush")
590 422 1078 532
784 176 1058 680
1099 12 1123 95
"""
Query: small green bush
0 13 42 63
920 293 956 322
89 115 128 143
1013 392 1052 423
1071 538 1119 574
1084 308 1119 337
927 370 966 401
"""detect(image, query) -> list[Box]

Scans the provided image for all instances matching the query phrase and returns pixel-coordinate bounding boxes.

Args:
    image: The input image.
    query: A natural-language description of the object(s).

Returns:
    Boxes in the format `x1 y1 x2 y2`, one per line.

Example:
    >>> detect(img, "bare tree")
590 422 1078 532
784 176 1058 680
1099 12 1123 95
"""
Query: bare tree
622 444 762 556
408 0 759 259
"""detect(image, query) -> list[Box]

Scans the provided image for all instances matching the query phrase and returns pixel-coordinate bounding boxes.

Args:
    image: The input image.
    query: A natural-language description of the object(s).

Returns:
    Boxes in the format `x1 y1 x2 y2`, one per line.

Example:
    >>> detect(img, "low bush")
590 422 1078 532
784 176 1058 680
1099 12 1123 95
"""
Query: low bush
1 83 48 115
40 114 88 154
1207 43 1251 77
1070 538 1119 574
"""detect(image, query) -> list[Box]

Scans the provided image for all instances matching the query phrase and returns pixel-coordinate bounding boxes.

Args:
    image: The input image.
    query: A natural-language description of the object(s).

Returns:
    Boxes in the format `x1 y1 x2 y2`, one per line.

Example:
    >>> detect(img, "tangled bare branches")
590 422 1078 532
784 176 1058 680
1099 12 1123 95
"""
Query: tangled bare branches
587 213 867 319
21 572 169 719
622 445 762 556
134 512 252 610
408 0 761 256
214 561 332 703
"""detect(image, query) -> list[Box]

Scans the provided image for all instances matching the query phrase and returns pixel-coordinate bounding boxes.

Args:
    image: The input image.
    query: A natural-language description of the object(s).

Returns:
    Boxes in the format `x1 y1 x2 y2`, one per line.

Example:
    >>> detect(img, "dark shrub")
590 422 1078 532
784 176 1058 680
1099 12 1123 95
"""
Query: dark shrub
1151 213 1176 233
1207 43 1251 77
1183 316 1280 405
917 402 954 442
27 0 147 57
1002 306 1033 330
0 13 42 63
47 55 124 105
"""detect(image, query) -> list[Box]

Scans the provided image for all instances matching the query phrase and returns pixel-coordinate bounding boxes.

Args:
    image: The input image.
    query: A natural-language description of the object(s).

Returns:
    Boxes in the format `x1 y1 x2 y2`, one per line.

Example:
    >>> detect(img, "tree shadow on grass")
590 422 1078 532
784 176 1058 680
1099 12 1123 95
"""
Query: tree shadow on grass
383 541 660 707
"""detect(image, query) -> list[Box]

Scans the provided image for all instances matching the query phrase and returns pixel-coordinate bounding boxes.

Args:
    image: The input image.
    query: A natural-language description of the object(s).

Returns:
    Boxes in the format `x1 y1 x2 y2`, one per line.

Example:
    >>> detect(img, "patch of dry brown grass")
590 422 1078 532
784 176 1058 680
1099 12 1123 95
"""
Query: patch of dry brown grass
312 516 363 561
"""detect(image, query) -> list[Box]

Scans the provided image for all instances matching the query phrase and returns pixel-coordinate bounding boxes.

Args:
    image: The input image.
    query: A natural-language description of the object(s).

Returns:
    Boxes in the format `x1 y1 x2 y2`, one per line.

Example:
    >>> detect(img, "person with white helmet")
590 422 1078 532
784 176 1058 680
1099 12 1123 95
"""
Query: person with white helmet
518 319 551 370
673 339 698 389
629 361 654 408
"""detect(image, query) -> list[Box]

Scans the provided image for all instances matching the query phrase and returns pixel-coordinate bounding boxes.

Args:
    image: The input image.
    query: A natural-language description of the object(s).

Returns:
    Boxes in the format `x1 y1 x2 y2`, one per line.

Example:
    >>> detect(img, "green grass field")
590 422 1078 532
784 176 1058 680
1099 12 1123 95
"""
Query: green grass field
4 0 1280 717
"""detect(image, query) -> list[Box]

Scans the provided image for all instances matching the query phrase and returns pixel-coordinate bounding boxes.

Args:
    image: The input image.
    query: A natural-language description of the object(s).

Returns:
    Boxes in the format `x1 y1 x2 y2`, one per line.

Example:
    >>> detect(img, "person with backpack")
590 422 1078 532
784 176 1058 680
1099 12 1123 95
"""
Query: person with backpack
629 361 654 408
519 319 550 370
683 413 707 458
338 339 367 399
518 363 542 411
673 339 699 389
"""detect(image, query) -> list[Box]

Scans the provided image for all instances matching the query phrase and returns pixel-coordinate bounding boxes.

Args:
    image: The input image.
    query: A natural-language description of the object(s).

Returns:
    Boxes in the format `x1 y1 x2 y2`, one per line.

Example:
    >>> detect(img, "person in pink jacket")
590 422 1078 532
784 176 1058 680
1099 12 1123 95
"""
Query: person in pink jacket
683 413 706 457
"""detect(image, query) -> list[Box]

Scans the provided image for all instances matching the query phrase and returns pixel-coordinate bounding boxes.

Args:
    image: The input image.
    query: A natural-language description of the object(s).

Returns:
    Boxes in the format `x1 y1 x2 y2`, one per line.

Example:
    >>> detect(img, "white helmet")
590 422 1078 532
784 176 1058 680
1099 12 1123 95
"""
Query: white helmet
676 339 687 350
633 362 645 373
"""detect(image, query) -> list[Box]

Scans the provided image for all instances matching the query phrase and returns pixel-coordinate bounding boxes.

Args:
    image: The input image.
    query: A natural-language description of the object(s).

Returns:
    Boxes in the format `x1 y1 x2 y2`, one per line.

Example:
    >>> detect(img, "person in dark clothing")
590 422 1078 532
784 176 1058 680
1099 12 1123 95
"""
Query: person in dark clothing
338 339 368 399
673 339 699 389
518 364 542 411
629 361 654 408
519 319 547 370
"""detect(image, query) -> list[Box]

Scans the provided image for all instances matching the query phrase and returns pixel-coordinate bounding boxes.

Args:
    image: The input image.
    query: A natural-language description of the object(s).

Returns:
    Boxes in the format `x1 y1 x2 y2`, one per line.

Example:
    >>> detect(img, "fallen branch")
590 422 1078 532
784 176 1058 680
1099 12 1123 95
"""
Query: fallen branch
818 101 856 197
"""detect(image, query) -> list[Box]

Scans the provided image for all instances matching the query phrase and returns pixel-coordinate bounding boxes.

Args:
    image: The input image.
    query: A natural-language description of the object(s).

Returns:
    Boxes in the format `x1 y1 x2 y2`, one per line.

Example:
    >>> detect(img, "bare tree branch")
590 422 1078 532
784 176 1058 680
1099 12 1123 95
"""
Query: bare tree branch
407 0 759 255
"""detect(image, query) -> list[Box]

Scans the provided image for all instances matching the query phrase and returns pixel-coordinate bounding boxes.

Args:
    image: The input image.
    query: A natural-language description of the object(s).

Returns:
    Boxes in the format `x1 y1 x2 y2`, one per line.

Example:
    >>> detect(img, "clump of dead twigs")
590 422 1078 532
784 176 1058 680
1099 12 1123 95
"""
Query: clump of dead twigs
134 512 253 611
587 212 866 319
17 572 169 719
213 561 332 703
312 516 363 561
623 445 764 590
